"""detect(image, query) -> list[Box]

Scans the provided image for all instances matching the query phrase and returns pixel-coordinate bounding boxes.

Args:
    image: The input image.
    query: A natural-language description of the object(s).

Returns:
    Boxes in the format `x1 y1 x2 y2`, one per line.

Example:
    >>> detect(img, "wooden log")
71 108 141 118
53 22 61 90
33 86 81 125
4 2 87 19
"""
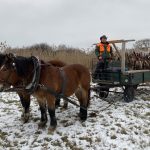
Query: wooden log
93 39 135 45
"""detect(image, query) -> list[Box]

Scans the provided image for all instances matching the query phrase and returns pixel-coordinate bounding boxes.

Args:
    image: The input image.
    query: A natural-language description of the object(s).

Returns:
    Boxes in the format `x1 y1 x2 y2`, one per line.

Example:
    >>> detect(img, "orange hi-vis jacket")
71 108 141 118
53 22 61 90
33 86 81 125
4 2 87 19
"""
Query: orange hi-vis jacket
96 43 111 55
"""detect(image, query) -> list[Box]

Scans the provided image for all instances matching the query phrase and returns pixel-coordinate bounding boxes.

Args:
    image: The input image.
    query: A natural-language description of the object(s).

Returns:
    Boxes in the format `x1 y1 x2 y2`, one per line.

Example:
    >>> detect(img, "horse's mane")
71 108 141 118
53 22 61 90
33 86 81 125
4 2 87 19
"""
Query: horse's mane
14 56 33 77
13 57 66 77
48 60 66 67
0 54 6 66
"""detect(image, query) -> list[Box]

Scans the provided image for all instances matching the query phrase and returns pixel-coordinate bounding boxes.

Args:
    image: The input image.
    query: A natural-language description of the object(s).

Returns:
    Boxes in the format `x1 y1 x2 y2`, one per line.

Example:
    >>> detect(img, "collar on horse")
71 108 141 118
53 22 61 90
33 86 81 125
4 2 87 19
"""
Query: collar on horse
25 56 41 94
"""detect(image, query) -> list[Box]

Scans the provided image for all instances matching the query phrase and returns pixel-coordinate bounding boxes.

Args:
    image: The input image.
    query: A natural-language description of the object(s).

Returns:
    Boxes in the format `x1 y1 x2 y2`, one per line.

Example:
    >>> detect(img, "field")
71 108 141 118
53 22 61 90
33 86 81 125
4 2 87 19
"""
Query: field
0 43 150 149
0 86 150 150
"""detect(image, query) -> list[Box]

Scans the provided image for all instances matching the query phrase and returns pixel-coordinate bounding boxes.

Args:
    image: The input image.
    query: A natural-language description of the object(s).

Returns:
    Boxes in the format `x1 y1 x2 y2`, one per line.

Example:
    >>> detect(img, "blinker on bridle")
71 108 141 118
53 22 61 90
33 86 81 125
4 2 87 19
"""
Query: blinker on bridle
0 57 16 72
0 58 8 71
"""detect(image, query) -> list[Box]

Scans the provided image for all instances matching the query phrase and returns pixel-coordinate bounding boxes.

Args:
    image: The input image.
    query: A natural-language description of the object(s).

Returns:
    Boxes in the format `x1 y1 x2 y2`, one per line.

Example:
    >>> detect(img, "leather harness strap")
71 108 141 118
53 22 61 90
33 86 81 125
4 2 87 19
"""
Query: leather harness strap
59 68 67 96
25 56 41 94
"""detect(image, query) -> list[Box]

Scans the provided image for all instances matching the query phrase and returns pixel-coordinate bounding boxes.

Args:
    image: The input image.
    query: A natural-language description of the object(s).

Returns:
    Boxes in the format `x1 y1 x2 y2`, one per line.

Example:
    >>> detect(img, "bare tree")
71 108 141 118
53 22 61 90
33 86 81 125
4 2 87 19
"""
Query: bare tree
134 39 150 52
0 41 8 53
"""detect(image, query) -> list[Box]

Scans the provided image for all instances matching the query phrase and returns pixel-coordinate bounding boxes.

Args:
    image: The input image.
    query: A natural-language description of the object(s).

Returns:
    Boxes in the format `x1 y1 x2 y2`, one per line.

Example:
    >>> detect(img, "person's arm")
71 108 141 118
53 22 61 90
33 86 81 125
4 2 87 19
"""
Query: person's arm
95 46 100 59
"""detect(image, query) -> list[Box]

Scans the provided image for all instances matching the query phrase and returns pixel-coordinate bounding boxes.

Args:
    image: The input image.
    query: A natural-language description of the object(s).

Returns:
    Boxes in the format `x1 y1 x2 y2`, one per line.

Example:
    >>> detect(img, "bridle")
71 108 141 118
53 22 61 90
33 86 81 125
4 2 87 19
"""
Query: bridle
0 58 15 90
0 56 36 92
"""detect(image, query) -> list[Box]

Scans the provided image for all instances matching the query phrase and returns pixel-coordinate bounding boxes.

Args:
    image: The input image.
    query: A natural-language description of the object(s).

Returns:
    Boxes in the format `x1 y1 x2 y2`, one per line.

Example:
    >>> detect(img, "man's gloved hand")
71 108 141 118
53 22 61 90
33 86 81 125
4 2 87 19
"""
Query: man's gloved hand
99 56 103 60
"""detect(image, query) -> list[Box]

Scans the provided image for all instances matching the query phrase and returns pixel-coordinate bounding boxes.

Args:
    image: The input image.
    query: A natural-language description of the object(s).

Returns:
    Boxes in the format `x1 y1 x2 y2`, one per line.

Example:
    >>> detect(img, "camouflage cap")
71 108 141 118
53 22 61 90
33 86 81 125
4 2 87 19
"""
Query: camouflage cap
100 35 107 40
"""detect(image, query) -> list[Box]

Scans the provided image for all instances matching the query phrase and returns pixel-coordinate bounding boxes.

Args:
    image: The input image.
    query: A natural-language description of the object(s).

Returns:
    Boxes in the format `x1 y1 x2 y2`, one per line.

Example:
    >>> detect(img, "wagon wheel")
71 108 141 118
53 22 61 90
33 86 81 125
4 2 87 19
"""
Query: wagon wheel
124 86 135 102
99 87 109 98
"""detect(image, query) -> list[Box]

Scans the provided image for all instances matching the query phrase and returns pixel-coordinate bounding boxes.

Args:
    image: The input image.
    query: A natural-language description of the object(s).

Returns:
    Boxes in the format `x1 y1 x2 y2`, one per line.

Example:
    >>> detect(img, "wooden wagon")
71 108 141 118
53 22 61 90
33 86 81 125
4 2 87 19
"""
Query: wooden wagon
92 39 150 102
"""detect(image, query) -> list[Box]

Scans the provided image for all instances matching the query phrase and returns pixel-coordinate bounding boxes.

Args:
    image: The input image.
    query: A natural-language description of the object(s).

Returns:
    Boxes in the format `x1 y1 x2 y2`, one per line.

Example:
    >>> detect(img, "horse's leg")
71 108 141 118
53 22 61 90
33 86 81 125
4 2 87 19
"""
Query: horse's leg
75 88 89 121
18 92 30 123
63 99 68 109
38 101 48 128
47 95 57 131
55 98 68 109
55 98 61 107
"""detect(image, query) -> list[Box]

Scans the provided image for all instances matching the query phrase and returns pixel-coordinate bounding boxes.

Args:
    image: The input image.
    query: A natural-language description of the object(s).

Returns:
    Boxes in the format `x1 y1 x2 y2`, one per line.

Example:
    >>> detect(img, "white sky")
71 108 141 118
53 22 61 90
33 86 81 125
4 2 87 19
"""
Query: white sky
0 0 149 49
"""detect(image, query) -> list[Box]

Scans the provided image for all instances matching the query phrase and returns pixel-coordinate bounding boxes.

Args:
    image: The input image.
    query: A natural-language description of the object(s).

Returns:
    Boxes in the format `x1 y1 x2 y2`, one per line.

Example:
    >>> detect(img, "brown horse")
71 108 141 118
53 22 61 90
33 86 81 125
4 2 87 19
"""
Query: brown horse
0 54 91 131
0 54 66 123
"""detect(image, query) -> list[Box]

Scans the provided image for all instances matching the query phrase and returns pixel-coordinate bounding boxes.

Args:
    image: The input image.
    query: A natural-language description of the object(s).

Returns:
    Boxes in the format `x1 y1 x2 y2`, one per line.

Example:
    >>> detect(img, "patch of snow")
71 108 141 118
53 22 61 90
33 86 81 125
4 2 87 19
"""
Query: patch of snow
0 87 149 150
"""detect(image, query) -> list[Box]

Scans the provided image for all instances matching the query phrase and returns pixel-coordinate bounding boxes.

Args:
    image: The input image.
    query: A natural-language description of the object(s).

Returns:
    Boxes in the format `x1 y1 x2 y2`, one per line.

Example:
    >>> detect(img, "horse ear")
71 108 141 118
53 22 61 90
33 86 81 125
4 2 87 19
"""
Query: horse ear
6 53 15 60
8 53 14 58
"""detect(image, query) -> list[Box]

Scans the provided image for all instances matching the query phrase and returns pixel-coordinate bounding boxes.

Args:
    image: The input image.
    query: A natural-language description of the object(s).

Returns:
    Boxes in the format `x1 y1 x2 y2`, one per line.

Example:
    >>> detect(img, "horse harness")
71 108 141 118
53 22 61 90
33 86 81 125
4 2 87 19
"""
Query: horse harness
25 56 67 97
59 68 67 96
25 56 41 94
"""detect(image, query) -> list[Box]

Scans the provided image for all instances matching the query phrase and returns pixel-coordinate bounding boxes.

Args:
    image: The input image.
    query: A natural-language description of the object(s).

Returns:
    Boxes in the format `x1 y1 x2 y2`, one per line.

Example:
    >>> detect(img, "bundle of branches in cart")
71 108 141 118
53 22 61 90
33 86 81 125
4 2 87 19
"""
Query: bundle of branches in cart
126 52 150 70
113 50 150 70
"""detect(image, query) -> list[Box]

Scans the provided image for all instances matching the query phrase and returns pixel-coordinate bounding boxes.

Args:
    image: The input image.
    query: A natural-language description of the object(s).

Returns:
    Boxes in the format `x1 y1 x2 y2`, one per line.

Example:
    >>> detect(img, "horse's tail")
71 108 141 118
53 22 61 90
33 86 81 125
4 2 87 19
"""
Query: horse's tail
87 88 91 107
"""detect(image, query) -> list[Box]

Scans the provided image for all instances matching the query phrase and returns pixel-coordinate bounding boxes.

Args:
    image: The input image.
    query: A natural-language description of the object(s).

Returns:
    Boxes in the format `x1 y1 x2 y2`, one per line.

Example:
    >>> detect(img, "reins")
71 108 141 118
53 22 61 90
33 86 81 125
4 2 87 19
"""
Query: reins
38 84 87 110
1 83 87 111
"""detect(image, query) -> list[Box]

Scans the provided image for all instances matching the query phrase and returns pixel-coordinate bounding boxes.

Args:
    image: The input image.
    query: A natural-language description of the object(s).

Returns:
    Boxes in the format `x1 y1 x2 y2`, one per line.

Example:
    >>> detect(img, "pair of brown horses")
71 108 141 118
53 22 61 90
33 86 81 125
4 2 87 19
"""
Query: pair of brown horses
0 53 91 131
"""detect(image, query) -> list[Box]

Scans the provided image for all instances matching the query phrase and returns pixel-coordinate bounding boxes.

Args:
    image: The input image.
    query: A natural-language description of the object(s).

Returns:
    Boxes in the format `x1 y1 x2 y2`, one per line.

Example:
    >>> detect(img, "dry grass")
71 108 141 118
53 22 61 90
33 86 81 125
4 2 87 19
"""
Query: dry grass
4 43 95 70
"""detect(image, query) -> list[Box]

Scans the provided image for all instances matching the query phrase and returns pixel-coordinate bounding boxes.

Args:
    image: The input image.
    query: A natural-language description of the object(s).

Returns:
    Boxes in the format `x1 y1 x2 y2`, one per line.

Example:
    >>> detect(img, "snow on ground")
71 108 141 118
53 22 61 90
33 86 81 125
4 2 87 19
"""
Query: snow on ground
0 86 150 150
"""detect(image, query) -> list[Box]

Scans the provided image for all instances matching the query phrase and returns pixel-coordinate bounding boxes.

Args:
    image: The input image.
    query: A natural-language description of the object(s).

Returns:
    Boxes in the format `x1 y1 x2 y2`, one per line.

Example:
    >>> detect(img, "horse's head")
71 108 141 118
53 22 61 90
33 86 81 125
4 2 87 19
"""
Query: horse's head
0 53 18 89
0 53 16 71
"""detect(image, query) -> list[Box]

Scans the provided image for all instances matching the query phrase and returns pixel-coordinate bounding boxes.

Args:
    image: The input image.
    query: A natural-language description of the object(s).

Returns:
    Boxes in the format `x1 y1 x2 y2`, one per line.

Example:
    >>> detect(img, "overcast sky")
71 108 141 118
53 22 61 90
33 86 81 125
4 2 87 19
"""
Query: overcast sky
0 0 149 49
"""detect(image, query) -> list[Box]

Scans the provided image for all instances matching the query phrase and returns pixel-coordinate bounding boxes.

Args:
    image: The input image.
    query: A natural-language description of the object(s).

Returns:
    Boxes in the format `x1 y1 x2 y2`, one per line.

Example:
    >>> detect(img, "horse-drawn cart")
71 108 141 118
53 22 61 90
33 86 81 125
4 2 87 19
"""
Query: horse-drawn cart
92 39 150 102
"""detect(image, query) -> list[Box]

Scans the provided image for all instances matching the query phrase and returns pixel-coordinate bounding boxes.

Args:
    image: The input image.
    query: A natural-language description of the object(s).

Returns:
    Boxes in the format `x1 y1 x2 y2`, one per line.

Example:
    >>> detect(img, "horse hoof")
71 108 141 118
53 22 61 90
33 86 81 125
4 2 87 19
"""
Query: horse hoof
23 118 29 123
79 113 87 121
80 116 87 121
21 112 24 118
38 121 47 128
22 113 30 123
48 126 56 134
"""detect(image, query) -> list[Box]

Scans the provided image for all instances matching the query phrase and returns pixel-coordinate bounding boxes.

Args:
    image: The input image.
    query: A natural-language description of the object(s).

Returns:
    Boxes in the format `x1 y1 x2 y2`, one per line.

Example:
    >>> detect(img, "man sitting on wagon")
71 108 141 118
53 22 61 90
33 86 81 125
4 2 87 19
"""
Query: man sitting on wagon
93 35 113 80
